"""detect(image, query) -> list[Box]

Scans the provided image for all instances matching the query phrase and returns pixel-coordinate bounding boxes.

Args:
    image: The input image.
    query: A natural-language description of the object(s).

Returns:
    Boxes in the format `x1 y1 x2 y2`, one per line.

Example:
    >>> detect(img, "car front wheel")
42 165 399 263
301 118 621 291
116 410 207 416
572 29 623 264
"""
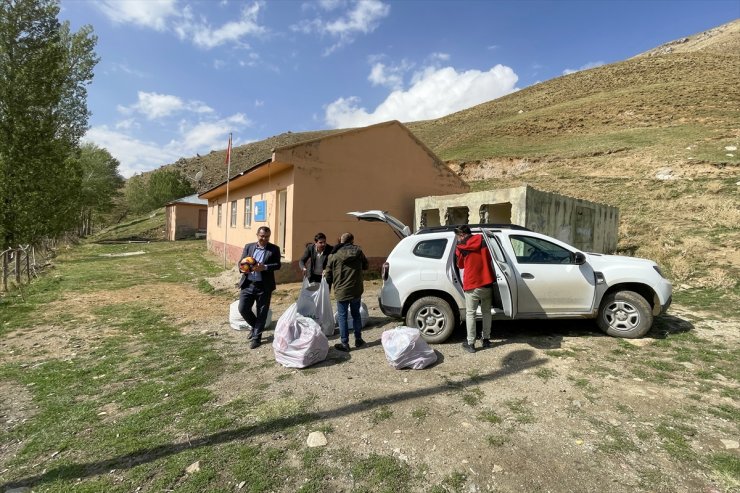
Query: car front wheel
406 296 456 344
597 290 653 338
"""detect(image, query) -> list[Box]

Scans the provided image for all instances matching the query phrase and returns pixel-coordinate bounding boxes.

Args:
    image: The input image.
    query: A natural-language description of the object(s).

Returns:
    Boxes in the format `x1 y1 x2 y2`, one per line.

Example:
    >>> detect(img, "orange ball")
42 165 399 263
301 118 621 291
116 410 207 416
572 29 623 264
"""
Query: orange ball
239 256 256 273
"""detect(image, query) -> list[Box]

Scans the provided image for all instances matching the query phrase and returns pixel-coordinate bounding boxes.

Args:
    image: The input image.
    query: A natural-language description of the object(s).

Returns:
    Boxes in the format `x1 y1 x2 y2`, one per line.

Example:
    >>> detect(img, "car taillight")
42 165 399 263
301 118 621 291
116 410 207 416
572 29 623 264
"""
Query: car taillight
382 262 389 281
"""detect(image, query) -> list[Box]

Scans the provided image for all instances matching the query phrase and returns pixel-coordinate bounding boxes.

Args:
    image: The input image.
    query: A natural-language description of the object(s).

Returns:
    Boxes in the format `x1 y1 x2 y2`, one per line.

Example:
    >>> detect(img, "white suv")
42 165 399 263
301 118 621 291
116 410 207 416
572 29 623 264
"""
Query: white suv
350 211 672 343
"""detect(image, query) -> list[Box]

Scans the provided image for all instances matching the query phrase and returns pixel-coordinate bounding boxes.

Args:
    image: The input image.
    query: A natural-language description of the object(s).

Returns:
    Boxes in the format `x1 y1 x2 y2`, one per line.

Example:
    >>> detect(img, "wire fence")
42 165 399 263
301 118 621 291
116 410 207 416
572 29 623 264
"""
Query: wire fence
1 245 38 292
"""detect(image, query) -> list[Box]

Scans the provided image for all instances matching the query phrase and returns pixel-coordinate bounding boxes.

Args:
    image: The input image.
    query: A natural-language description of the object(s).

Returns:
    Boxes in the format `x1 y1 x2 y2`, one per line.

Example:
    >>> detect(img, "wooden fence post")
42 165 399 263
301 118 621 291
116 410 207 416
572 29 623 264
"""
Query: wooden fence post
2 250 7 292
15 250 21 285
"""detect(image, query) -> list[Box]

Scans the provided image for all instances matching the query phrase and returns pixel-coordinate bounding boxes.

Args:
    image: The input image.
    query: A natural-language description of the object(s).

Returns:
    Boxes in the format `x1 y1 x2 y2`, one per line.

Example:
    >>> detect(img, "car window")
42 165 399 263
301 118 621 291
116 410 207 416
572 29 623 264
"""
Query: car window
510 235 573 264
484 231 506 262
412 238 448 259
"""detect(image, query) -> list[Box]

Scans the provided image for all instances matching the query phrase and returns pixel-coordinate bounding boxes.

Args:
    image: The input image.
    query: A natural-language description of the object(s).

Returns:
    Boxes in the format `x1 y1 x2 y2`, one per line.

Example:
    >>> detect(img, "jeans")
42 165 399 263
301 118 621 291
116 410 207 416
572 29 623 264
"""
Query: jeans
336 297 362 345
464 285 493 345
238 281 272 340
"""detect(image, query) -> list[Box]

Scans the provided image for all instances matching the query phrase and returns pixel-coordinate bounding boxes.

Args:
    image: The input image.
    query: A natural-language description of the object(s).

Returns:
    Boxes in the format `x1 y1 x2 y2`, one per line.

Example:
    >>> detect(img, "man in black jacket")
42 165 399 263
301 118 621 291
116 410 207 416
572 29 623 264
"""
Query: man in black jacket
237 226 282 349
299 232 334 286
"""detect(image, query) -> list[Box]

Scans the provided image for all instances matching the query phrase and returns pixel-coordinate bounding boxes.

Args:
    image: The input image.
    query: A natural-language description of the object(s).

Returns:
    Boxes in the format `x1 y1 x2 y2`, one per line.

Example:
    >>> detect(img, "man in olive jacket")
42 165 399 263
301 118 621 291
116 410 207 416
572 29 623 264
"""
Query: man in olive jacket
325 232 368 352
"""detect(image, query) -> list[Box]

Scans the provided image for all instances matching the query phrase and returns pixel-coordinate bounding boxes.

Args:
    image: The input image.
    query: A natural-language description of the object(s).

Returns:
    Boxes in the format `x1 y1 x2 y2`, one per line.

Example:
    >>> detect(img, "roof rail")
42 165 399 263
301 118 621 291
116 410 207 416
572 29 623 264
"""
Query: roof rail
416 224 531 235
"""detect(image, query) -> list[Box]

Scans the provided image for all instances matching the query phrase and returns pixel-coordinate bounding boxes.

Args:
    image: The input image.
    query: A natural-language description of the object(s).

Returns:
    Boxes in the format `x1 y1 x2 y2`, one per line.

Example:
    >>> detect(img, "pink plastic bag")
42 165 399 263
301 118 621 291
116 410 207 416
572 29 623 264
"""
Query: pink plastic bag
273 304 329 368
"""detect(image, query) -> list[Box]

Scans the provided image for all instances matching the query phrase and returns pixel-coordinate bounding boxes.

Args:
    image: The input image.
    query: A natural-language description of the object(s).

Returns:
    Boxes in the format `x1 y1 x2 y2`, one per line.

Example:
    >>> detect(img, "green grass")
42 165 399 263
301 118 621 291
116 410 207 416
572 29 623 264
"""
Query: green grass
534 367 557 382
478 410 502 424
411 407 430 422
369 406 393 425
504 398 535 424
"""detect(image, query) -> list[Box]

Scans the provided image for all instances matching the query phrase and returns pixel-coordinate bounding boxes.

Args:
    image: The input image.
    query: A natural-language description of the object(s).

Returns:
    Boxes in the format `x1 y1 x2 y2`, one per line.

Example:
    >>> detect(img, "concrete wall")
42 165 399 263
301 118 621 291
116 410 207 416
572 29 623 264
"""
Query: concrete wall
415 185 619 253
415 187 528 230
524 187 619 253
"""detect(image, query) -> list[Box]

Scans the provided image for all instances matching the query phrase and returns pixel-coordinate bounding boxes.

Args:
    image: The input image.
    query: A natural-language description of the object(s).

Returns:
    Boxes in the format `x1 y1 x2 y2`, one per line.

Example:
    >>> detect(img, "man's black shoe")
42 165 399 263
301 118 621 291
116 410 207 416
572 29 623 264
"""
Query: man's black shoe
247 331 254 340
462 342 476 353
250 338 261 349
355 338 366 348
481 339 492 348
334 343 350 352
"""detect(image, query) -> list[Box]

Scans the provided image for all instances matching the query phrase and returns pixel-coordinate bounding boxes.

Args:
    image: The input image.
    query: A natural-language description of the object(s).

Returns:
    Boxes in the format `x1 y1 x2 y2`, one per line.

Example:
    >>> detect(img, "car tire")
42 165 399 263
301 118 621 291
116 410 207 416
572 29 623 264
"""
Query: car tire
597 290 653 338
406 296 457 344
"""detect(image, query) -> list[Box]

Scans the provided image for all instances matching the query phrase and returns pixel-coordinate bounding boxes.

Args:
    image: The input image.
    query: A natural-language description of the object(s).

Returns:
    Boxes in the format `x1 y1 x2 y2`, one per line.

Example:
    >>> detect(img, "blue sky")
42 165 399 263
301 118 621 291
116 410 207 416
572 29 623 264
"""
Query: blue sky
59 0 739 177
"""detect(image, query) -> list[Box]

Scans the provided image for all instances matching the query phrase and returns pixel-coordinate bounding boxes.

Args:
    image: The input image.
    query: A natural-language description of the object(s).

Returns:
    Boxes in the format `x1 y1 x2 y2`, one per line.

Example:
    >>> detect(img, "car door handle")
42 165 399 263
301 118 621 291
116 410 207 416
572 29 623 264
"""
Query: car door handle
521 273 534 279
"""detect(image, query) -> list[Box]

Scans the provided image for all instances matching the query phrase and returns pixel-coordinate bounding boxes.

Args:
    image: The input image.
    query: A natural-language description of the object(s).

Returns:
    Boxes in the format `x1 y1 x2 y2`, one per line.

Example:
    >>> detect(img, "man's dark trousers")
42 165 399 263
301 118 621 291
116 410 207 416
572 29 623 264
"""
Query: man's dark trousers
238 280 272 340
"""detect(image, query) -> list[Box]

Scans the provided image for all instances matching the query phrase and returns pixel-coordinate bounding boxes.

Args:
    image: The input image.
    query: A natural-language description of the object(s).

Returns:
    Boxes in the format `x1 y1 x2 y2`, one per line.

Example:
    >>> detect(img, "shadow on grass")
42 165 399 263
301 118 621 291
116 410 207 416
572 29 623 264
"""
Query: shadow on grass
1 348 545 490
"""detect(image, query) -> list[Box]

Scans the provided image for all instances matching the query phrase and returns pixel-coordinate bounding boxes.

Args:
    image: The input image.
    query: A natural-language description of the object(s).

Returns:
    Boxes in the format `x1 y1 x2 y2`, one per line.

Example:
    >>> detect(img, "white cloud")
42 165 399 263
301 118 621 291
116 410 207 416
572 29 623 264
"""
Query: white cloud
84 126 182 177
429 52 450 62
562 61 604 75
178 114 250 152
119 91 214 120
325 64 518 128
368 61 410 90
174 2 266 49
95 0 179 31
109 62 148 78
96 0 266 50
292 0 390 54
115 118 139 130
85 113 251 178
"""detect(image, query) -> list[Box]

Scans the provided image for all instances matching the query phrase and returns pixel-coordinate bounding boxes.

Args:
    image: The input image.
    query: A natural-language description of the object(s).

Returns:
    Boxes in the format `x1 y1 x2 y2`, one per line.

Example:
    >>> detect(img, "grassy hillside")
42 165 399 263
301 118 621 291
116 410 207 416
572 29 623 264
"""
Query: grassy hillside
159 19 739 308
406 20 739 308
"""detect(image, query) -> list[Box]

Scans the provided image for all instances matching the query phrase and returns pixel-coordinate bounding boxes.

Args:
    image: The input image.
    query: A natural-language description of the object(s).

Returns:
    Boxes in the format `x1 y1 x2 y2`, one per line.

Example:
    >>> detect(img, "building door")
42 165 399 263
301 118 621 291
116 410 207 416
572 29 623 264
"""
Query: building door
277 189 287 253
198 209 207 231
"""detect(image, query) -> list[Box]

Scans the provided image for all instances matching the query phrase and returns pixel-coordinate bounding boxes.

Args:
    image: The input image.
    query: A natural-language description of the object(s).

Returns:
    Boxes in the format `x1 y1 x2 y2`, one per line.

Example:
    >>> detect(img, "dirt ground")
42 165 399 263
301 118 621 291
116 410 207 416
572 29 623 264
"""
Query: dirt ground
2 269 737 492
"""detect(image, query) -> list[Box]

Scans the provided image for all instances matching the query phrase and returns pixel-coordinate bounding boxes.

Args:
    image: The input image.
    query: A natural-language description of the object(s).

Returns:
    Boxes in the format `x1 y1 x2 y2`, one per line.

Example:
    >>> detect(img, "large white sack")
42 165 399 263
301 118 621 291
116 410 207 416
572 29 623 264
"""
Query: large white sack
229 300 273 331
273 304 328 368
333 301 370 328
381 326 437 370
295 278 334 336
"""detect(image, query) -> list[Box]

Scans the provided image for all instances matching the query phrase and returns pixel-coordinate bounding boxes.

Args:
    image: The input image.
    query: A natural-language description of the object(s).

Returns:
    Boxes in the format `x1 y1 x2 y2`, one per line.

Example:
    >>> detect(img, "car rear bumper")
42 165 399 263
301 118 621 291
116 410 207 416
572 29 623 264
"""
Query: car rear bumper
378 296 402 318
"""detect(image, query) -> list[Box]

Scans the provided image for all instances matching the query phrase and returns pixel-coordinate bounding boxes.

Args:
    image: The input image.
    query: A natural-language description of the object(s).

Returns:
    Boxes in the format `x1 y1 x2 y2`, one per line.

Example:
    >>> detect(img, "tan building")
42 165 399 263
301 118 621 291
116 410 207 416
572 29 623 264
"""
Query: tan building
165 194 208 241
199 120 469 281
415 185 619 253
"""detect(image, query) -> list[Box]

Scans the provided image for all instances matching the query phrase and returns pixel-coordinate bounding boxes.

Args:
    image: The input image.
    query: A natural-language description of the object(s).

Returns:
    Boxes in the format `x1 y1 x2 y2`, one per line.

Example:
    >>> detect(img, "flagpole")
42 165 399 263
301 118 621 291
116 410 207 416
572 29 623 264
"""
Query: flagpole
223 133 232 268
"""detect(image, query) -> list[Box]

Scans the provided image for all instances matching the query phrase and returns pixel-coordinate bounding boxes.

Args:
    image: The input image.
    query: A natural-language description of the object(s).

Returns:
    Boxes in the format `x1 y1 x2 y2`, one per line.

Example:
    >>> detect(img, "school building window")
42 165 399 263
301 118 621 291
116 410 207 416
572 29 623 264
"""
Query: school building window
230 200 237 227
244 197 252 227
217 204 222 226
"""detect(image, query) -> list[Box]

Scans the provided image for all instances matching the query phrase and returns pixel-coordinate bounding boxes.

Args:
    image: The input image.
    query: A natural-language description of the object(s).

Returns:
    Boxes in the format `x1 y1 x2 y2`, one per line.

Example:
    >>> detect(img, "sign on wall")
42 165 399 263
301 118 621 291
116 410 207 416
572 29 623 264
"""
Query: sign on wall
254 200 267 221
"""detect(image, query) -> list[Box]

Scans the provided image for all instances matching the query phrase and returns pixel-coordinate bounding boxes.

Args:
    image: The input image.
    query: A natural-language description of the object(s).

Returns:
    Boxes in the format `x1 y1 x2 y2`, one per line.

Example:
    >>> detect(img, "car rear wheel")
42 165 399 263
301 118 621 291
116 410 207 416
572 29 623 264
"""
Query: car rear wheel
597 290 653 338
406 296 456 344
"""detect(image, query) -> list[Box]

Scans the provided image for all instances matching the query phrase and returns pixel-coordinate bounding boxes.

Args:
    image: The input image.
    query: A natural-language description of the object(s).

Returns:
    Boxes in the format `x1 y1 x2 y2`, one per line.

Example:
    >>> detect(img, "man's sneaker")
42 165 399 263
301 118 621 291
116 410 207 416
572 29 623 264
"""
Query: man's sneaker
462 342 476 353
334 343 350 352
249 338 261 349
481 339 492 348
355 338 366 348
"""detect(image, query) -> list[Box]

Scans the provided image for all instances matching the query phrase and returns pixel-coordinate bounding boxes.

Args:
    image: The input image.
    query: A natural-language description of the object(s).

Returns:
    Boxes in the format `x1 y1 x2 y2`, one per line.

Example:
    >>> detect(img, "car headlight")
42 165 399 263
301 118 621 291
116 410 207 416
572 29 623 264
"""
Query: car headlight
653 265 666 278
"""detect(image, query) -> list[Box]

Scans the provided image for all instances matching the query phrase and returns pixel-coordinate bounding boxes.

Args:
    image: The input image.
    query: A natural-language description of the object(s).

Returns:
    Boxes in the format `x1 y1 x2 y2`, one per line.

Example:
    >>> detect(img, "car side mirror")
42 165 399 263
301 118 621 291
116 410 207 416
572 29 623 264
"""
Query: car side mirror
574 252 586 265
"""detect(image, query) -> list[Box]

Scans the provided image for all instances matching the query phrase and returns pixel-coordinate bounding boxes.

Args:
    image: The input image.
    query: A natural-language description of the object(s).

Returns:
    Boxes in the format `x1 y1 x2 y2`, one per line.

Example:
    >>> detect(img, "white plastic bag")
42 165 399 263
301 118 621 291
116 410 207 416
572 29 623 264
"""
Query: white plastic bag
333 301 370 328
229 300 272 331
273 303 329 368
381 326 437 370
295 278 334 336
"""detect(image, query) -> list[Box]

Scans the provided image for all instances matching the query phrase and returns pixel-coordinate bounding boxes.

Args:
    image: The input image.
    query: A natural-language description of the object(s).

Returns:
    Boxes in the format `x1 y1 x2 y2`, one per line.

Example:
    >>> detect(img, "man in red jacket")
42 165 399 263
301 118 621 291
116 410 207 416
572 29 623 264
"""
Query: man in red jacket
455 225 495 353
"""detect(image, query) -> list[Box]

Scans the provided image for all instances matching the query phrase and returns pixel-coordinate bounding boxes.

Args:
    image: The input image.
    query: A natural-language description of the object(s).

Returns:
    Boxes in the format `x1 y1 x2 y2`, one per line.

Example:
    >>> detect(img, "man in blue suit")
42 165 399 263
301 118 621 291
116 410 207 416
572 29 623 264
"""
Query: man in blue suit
238 226 282 349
